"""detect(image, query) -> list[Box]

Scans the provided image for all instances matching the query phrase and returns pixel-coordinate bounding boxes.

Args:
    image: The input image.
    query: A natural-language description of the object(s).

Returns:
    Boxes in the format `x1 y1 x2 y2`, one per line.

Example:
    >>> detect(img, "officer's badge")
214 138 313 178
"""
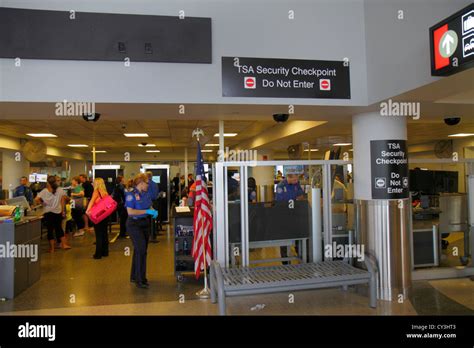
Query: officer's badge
126 195 133 202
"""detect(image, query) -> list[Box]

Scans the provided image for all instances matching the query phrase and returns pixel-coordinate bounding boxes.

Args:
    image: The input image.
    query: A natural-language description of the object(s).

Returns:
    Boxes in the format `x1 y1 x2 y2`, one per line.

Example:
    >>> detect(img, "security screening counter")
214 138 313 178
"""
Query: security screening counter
0 214 42 299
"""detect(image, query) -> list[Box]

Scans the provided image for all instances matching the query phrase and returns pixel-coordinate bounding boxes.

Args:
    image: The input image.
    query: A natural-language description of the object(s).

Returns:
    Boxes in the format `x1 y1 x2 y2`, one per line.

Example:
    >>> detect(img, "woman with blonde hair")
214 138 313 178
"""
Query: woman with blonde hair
86 177 110 259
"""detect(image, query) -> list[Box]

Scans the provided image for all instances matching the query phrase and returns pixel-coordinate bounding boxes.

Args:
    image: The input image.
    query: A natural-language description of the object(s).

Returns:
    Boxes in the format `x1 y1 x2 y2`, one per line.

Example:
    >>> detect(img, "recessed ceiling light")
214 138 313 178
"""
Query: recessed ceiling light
138 144 156 147
91 150 107 153
333 143 352 146
201 149 213 153
349 149 354 152
68 144 89 147
26 133 57 138
205 143 220 147
448 133 474 137
214 133 237 137
146 150 161 153
124 133 149 137
303 149 319 152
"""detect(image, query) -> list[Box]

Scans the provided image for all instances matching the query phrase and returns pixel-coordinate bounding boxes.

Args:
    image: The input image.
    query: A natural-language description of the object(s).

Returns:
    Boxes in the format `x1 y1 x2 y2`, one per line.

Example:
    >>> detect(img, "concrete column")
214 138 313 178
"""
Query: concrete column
249 151 274 185
2 150 30 198
249 151 274 202
352 112 411 302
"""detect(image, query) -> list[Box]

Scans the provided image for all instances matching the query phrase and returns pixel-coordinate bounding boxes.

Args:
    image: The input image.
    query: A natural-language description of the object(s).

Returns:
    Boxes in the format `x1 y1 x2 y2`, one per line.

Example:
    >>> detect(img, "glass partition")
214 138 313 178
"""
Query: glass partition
409 158 473 269
329 163 355 260
214 160 351 269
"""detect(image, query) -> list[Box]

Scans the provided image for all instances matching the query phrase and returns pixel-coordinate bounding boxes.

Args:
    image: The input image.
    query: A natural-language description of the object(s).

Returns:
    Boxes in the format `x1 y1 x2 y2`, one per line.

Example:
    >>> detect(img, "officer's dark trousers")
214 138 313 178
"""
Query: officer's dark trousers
94 217 109 257
127 217 150 283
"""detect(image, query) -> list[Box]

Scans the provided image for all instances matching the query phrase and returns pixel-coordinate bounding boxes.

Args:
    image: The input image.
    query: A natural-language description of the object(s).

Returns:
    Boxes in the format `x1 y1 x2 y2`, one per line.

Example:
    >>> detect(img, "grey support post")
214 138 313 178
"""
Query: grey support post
211 261 227 315
210 262 217 304
364 252 378 308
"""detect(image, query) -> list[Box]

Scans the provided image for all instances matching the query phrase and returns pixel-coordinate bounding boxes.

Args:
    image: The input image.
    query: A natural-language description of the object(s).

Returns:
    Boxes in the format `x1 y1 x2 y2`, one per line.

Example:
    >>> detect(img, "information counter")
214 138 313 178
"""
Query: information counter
0 215 42 299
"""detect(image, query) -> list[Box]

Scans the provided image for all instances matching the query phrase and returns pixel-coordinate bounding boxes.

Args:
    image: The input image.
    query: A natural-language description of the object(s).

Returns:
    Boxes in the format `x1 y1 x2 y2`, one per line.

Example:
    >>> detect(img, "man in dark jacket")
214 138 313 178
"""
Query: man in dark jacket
79 174 94 200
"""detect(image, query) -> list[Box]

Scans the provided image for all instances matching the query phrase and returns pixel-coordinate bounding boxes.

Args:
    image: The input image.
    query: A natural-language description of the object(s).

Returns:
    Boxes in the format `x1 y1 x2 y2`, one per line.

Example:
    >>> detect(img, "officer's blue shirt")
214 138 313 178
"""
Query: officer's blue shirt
125 188 153 218
14 185 33 204
275 180 304 201
147 180 159 201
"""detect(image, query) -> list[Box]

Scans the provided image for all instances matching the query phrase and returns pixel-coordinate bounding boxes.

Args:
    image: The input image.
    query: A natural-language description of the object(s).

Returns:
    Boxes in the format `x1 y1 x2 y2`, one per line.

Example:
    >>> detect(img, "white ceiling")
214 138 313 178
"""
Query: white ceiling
0 68 473 160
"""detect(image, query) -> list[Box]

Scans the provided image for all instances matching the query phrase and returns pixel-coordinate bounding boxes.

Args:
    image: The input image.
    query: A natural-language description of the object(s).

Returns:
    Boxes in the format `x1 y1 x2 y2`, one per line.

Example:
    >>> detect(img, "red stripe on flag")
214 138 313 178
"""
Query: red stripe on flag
192 174 213 279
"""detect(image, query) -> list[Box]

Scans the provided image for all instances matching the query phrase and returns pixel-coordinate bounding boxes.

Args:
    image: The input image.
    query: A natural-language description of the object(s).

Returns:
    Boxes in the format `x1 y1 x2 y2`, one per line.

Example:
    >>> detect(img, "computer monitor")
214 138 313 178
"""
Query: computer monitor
152 176 160 184
6 196 31 211
36 174 48 183
29 174 36 182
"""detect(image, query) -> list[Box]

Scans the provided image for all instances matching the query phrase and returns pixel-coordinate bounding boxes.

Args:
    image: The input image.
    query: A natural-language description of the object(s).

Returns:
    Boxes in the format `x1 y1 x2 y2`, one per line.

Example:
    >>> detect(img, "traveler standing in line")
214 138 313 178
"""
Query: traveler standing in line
13 176 34 205
112 175 128 239
34 176 71 253
248 177 257 203
187 173 194 187
145 172 159 243
79 174 93 232
125 173 158 289
70 176 86 237
86 177 110 259
171 172 180 206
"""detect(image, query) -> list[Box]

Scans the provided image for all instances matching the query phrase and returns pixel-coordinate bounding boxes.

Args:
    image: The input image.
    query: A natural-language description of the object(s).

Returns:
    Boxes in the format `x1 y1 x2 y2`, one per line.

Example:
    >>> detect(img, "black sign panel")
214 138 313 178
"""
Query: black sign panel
370 140 409 199
430 3 474 76
222 57 350 99
0 8 212 63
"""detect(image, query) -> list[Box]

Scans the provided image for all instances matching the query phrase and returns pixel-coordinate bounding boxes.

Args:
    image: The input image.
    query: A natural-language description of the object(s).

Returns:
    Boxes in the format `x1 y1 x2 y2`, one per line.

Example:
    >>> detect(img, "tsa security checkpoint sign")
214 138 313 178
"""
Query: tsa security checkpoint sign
222 57 351 99
370 140 409 200
430 3 474 76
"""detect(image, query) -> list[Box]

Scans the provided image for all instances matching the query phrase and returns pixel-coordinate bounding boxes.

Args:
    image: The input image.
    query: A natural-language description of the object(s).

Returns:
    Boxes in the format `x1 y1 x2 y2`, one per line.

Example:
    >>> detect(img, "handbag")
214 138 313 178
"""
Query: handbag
87 190 117 224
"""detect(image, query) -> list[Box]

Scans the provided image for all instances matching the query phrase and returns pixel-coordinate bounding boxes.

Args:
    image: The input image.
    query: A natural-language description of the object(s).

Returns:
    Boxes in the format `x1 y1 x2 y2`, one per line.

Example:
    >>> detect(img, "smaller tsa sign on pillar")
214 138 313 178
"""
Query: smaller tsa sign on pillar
370 140 409 199
222 56 350 99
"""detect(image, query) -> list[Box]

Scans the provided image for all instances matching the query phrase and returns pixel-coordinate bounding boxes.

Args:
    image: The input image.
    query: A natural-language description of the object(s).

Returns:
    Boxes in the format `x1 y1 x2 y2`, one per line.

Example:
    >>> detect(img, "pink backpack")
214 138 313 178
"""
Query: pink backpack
87 191 117 224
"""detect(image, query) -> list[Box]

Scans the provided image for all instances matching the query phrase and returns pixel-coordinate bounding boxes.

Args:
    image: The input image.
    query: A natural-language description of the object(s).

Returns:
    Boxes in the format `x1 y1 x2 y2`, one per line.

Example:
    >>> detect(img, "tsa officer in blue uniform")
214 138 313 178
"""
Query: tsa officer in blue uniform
125 173 158 289
275 173 305 264
275 173 305 202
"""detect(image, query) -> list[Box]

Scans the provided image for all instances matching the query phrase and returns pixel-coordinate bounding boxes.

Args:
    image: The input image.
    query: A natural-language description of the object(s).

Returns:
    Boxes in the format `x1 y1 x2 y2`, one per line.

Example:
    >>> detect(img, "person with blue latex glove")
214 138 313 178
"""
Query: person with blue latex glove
125 173 156 289
146 209 158 219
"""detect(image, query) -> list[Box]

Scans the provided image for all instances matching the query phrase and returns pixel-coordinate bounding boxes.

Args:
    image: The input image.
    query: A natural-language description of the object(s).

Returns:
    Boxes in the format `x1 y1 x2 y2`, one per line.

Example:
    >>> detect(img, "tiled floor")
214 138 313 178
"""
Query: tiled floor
0 224 472 316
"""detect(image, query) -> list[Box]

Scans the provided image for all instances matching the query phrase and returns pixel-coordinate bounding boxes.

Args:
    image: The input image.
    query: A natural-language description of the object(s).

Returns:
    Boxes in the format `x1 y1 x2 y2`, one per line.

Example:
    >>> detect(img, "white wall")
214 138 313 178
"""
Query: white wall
2 150 30 197
69 160 88 178
0 0 369 106
364 0 472 105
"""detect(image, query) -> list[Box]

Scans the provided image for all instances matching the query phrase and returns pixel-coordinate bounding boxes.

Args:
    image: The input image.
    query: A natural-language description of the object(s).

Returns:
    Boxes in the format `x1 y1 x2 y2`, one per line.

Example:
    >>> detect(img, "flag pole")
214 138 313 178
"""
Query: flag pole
193 129 210 299
196 212 210 299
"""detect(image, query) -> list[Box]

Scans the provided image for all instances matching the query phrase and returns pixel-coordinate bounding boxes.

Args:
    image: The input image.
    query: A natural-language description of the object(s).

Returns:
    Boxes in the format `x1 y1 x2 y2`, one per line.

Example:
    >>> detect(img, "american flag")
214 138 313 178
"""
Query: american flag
192 141 212 279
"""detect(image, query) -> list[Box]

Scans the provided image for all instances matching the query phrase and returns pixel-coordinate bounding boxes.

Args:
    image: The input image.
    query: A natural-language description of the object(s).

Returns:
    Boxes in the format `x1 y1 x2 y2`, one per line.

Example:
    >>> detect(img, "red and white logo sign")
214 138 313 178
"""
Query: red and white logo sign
433 24 450 70
319 79 331 91
244 77 256 89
